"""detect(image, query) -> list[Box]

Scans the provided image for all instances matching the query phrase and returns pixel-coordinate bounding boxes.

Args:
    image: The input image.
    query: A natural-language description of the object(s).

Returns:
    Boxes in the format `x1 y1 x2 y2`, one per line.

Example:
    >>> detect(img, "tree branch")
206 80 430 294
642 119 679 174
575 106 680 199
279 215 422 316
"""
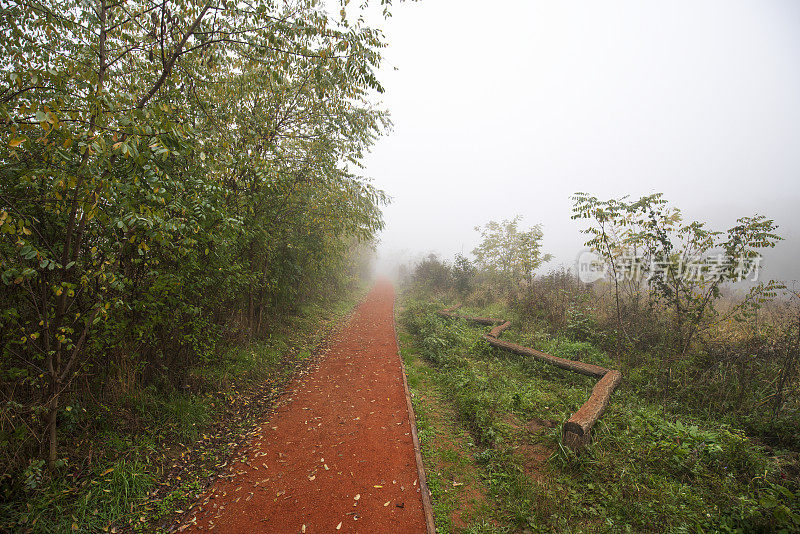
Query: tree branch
137 3 212 109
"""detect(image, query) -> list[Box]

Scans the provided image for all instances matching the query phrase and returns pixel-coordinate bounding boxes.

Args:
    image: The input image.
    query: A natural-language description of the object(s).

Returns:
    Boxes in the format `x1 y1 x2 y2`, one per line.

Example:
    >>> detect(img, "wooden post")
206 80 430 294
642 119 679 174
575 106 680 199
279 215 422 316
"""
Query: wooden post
484 336 609 378
562 370 622 449
438 305 623 451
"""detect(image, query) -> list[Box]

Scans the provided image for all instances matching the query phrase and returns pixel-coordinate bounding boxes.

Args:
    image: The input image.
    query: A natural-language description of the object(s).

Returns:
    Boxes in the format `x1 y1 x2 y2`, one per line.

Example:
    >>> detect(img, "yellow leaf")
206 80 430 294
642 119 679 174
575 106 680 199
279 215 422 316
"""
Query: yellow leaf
9 138 25 147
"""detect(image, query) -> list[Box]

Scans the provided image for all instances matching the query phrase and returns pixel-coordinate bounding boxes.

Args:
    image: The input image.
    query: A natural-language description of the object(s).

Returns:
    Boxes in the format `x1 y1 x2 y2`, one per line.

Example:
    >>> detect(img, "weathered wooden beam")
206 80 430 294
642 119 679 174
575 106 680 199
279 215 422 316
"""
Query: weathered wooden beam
562 370 623 449
484 335 610 378
488 321 511 338
437 305 622 451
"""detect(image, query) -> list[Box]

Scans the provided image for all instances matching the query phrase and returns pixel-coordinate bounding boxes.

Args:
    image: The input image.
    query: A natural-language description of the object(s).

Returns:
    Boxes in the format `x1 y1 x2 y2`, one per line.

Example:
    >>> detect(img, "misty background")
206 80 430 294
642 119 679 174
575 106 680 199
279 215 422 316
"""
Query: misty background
361 0 800 282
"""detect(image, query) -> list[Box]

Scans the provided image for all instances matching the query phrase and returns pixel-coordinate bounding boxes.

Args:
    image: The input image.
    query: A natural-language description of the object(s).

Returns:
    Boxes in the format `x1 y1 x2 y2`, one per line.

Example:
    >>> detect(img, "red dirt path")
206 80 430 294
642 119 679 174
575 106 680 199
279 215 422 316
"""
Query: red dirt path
182 281 426 533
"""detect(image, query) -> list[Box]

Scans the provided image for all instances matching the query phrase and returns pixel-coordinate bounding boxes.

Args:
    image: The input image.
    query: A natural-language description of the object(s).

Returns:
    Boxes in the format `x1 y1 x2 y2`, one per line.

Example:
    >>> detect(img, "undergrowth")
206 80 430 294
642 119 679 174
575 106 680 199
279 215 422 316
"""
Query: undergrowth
400 296 800 533
0 291 363 533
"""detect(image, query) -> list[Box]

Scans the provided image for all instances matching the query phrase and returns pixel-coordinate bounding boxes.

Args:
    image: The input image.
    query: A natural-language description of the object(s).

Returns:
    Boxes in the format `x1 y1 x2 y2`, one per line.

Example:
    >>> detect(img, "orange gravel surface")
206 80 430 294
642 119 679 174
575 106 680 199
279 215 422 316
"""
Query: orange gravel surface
182 281 426 533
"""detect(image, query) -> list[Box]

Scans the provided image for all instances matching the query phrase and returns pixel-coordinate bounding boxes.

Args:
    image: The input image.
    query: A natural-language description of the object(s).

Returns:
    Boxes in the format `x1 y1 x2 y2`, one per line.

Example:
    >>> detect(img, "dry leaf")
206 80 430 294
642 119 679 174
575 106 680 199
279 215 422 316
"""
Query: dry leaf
336 521 342 530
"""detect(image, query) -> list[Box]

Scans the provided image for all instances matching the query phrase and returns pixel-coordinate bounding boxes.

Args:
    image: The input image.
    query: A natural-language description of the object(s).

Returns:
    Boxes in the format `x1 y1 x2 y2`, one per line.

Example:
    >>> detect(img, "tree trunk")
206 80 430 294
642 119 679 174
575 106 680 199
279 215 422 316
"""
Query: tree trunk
484 335 609 378
46 383 60 467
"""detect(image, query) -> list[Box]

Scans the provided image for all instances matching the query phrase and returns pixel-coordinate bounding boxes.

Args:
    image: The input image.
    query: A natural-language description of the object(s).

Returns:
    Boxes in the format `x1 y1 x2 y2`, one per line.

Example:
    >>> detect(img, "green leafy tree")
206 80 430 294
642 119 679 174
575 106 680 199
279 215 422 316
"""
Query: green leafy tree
472 216 551 296
1 0 391 469
452 253 475 295
572 192 782 358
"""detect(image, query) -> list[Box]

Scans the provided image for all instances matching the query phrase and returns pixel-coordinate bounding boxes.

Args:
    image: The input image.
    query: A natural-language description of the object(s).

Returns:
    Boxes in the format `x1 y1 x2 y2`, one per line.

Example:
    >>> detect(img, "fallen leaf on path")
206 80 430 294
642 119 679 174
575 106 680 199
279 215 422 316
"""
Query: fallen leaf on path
336 522 342 530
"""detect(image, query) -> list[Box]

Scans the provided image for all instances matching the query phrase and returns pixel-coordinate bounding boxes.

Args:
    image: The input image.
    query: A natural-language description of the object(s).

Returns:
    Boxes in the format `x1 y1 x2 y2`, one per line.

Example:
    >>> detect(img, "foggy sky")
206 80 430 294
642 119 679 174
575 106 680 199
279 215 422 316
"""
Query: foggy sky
362 0 800 282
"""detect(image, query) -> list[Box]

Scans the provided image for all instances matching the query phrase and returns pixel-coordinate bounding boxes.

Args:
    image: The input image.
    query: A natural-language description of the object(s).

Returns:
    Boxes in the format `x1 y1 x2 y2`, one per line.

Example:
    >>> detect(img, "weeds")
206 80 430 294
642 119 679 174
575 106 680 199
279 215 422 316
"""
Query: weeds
0 291 362 533
399 295 800 533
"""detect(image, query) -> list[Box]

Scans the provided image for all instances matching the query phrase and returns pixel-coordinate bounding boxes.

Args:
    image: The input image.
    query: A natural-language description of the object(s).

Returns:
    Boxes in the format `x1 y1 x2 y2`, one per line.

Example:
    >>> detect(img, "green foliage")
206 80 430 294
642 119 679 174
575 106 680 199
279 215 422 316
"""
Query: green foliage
411 254 454 293
401 293 800 533
473 216 552 294
0 289 360 532
571 192 783 356
0 0 389 475
452 253 476 295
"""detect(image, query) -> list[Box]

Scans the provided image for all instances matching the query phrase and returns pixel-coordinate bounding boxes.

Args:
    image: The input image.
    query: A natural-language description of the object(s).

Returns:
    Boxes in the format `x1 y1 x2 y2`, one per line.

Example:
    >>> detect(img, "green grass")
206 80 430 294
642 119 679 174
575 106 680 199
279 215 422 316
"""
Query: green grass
0 287 365 533
401 332 504 533
399 296 800 533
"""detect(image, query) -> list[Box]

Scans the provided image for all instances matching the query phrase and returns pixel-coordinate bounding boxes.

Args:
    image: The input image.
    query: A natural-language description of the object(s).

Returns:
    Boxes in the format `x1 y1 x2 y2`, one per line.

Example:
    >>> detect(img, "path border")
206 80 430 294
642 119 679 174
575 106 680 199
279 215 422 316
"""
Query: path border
393 296 436 534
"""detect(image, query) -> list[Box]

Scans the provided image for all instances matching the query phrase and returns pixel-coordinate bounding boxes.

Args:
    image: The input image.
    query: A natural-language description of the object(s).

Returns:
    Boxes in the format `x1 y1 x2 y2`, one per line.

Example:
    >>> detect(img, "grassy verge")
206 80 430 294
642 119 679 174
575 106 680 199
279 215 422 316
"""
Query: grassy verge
398 295 800 533
1 288 366 533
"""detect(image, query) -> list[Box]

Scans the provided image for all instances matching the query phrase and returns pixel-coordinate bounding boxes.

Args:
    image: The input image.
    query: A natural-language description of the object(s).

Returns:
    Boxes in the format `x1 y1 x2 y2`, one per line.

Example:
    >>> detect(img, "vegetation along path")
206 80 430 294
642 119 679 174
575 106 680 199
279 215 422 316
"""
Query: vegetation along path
181 281 428 533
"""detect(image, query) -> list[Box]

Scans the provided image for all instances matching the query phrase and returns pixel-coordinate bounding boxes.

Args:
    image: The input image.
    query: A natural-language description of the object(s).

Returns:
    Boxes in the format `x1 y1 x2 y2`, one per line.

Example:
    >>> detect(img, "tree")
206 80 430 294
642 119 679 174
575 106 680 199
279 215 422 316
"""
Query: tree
452 253 475 295
572 192 783 358
472 216 551 296
1 0 391 469
413 253 452 291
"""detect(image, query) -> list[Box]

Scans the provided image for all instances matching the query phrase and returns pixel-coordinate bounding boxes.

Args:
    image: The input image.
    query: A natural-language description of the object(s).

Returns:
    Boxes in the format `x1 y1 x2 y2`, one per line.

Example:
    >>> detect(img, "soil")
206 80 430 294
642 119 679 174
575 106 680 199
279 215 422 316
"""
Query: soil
501 414 554 484
180 281 426 533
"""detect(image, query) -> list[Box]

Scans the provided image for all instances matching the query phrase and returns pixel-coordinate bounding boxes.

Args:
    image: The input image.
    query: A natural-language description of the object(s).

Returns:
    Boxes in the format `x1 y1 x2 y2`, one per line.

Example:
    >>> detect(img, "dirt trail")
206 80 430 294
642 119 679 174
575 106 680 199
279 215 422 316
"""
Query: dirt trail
182 281 426 533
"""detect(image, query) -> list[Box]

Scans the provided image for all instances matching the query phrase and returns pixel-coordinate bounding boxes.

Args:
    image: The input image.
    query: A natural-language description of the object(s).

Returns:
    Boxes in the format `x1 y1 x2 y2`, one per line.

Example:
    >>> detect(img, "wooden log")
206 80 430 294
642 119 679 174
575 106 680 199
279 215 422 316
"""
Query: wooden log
484 335 610 378
562 370 623 449
488 321 511 338
437 306 623 452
